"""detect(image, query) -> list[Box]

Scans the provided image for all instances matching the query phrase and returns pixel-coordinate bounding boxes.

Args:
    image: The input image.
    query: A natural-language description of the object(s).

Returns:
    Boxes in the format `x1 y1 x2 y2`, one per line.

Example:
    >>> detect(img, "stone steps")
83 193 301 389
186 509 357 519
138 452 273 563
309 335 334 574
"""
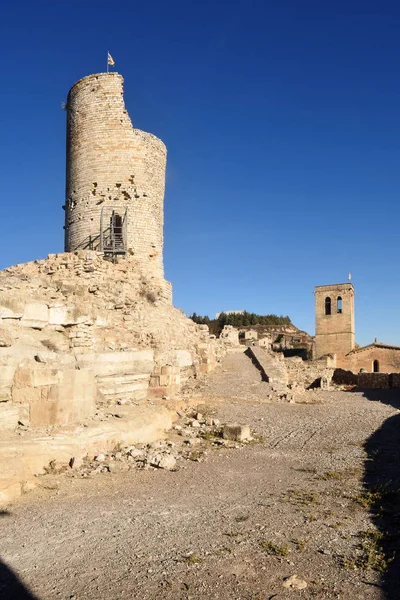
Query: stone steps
246 346 288 388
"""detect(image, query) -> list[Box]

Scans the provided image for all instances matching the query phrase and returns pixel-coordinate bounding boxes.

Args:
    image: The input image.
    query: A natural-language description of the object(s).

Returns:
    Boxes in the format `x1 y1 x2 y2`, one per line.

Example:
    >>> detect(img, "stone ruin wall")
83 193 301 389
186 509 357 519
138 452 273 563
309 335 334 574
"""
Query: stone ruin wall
65 73 166 280
0 252 223 431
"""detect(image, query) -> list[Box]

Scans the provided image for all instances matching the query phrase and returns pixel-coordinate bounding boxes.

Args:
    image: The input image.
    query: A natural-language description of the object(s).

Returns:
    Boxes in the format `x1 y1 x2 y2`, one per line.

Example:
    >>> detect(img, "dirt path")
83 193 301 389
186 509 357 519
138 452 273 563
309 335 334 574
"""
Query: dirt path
182 350 274 401
2 356 400 600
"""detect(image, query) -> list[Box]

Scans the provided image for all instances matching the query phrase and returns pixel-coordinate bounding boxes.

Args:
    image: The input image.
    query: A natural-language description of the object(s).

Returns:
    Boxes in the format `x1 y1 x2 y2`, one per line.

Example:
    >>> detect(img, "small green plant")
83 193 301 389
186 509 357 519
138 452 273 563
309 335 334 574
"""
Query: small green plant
351 485 400 511
144 290 158 303
318 467 362 481
284 489 319 506
202 430 220 442
138 277 160 304
341 529 393 573
318 471 342 480
348 440 364 448
328 521 343 530
261 541 289 557
224 531 242 538
293 538 307 552
187 451 203 462
304 513 318 522
296 467 317 474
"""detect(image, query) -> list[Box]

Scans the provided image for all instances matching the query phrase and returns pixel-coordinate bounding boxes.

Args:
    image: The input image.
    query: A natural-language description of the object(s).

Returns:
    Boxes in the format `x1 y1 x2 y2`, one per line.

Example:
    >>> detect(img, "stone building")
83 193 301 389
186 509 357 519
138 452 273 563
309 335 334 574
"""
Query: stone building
244 329 258 341
314 282 400 372
345 341 400 374
314 283 355 361
64 72 166 282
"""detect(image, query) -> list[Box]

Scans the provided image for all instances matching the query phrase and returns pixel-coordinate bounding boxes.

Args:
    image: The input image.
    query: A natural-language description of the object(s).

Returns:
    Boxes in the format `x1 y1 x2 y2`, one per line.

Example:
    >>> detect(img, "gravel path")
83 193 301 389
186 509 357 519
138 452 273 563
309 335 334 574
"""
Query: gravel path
2 354 400 600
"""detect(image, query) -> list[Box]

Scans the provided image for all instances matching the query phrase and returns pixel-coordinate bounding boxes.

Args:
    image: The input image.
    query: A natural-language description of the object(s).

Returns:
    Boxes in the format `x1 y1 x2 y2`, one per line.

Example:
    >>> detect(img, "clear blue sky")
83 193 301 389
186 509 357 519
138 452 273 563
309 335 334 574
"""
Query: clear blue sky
1 0 400 346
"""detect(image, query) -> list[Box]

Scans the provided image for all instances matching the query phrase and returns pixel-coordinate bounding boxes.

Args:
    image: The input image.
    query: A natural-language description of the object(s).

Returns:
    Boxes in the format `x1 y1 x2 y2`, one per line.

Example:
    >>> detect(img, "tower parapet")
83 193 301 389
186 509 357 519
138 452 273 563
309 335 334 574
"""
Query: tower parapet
64 72 166 279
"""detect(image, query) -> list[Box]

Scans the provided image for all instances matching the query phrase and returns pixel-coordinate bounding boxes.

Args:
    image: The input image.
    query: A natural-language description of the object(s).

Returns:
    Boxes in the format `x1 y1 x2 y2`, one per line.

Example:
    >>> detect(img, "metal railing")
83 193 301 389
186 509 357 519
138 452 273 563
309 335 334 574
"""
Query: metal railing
99 207 128 255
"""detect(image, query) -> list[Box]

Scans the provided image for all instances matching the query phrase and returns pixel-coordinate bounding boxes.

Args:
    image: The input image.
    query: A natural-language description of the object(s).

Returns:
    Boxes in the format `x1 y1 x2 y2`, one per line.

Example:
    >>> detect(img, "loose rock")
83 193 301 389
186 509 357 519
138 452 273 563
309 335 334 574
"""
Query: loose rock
282 574 308 590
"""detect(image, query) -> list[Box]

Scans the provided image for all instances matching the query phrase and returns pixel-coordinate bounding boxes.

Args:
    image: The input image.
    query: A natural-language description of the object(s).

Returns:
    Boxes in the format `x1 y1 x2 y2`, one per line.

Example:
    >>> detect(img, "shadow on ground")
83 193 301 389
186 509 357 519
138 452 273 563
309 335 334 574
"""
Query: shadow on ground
360 388 400 599
0 511 40 600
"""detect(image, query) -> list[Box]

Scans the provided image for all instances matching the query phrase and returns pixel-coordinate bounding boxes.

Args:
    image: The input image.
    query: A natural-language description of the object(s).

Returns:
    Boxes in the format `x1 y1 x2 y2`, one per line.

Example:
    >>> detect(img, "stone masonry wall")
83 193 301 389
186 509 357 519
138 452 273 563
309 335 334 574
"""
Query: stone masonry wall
314 283 355 359
65 72 166 279
343 345 400 373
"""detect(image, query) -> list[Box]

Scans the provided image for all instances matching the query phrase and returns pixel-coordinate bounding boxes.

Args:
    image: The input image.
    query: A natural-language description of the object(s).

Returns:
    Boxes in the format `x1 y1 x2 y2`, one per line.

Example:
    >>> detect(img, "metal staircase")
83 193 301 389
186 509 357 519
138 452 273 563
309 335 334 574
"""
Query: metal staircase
99 207 128 256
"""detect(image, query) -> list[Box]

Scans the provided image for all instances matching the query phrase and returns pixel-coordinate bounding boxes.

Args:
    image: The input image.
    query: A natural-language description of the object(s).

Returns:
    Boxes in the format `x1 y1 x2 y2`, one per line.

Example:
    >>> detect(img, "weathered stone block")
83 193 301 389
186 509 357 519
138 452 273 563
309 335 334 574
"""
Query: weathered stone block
20 303 49 329
0 309 22 320
30 369 96 426
48 306 77 326
0 366 16 390
12 386 41 405
173 350 193 368
149 375 161 387
0 328 12 347
76 351 154 377
148 384 180 397
29 400 59 427
223 423 251 442
32 368 59 388
13 367 35 389
0 403 20 430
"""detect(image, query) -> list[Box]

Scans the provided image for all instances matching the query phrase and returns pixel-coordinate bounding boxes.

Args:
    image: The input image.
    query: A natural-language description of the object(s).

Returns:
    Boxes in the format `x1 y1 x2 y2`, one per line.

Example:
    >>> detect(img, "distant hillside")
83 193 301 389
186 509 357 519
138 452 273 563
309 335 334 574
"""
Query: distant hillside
189 311 293 338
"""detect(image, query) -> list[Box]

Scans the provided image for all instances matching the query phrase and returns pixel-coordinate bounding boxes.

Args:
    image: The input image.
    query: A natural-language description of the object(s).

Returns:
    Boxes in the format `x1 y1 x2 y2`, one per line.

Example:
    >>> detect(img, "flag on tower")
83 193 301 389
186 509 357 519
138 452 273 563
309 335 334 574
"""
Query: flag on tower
107 52 115 66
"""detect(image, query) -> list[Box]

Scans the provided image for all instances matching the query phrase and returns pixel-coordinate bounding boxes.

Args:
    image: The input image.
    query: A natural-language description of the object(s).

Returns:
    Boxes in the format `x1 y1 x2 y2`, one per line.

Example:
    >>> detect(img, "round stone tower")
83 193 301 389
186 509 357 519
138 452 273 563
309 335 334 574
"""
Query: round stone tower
64 72 166 279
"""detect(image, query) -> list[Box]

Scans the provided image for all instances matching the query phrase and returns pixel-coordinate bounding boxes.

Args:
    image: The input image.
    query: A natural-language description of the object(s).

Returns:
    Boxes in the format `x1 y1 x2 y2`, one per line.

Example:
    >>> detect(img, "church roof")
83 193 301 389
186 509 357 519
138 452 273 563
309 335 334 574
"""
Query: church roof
347 341 400 355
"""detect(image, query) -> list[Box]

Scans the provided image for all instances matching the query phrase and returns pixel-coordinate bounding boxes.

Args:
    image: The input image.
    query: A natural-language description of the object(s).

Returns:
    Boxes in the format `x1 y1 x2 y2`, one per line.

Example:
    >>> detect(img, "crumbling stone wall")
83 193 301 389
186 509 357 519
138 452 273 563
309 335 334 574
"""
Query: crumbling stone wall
331 368 358 386
285 356 334 390
220 325 240 347
0 252 223 429
65 72 166 279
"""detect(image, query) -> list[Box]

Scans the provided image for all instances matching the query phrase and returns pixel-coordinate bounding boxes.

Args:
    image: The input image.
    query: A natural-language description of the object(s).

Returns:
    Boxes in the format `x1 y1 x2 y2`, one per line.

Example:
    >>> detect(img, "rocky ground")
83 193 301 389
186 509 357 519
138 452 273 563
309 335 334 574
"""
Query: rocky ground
2 352 400 600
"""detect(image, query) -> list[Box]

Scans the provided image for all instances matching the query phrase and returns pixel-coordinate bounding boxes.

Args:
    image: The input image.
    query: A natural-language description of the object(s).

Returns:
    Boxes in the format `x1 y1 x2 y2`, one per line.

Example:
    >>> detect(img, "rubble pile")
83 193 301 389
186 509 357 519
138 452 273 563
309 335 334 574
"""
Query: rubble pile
0 251 211 363
42 409 254 478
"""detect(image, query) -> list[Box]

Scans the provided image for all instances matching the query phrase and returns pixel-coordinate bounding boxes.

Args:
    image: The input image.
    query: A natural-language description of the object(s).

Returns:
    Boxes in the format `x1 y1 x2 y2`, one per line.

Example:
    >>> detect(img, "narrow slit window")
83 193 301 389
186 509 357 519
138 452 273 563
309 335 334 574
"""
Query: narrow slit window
373 360 379 373
325 297 331 316
337 296 342 313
